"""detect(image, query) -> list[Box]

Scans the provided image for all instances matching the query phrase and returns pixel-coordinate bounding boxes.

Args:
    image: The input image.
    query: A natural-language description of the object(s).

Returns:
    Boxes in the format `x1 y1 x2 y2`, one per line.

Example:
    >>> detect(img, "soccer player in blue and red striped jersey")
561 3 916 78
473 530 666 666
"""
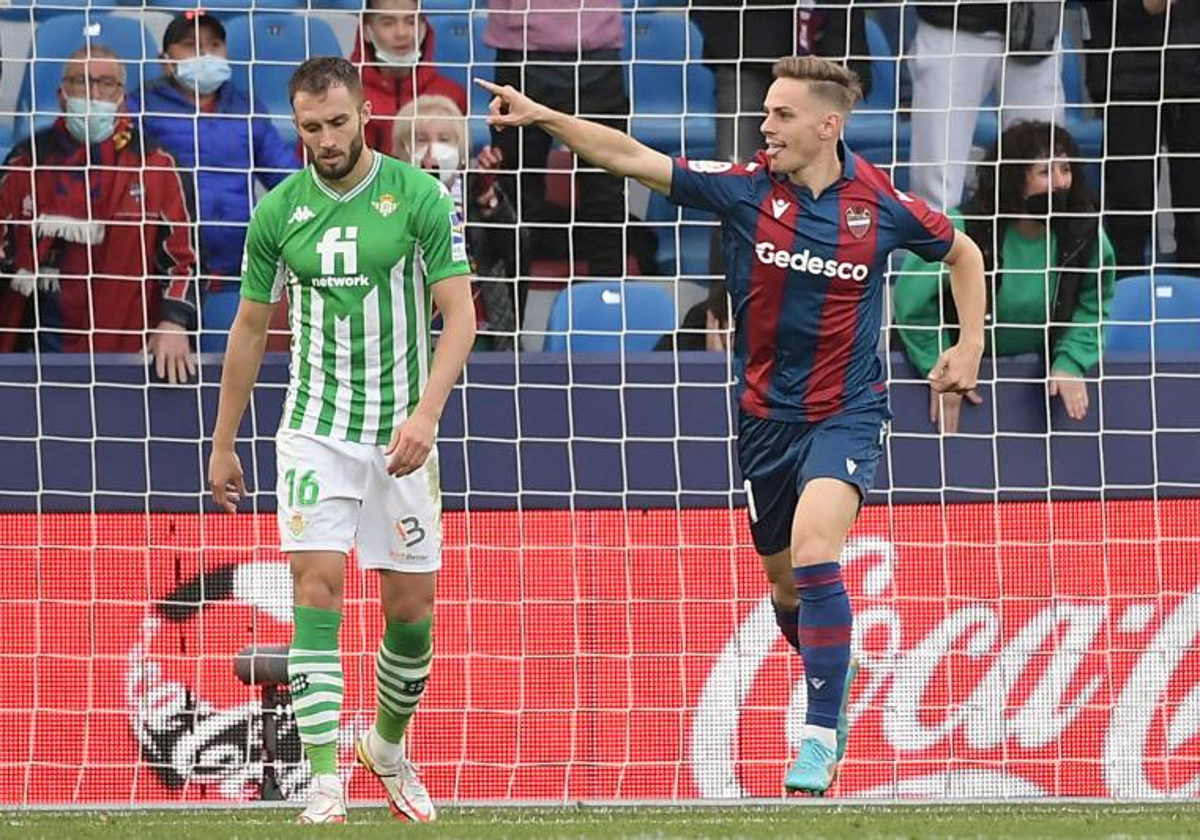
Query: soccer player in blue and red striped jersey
477 55 986 794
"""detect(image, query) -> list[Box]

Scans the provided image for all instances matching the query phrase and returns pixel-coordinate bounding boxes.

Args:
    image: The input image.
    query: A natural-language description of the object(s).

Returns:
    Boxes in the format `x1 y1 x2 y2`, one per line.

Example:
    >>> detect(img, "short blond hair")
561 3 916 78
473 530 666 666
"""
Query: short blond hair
392 95 468 165
772 56 862 113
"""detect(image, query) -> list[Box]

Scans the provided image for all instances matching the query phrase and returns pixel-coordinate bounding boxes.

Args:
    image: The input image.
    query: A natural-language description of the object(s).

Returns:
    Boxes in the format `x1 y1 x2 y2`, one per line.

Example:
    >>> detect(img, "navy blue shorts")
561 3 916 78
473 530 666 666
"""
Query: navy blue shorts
737 407 888 557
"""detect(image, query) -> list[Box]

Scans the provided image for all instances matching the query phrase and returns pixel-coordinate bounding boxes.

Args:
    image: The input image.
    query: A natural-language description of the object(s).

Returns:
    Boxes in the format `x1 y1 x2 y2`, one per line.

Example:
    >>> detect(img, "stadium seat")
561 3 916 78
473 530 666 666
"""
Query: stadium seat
1105 273 1200 355
646 188 717 280
544 281 677 352
141 0 304 11
426 11 470 91
224 13 342 116
2 0 107 10
15 12 160 140
1060 26 1103 159
624 10 715 157
422 0 475 9
307 0 365 9
845 16 911 164
468 10 496 152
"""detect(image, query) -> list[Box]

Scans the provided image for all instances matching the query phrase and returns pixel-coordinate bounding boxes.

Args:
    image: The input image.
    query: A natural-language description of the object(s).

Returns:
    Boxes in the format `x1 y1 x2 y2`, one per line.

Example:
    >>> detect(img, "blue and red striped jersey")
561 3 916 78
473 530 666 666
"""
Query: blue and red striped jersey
670 144 955 422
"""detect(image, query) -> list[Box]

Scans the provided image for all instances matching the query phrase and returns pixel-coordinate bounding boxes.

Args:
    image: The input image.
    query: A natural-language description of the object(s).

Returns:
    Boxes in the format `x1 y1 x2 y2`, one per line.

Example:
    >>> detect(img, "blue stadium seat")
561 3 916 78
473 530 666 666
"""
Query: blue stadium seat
1105 273 1200 355
141 0 263 10
15 13 161 140
2 0 113 9
646 188 716 280
1061 27 1103 159
845 16 910 163
544 281 677 352
224 13 342 115
426 11 470 91
307 0 364 9
624 11 715 157
468 10 496 152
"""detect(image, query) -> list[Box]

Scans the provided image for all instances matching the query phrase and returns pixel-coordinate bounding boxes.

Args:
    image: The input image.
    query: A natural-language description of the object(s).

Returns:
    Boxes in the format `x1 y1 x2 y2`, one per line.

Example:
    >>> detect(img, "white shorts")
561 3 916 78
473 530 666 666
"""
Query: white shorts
275 430 442 573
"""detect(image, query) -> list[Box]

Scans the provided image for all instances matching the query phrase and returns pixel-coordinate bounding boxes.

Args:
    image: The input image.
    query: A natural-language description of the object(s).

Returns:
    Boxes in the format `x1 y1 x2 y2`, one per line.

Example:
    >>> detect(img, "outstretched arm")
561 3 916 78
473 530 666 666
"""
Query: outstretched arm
475 78 674 195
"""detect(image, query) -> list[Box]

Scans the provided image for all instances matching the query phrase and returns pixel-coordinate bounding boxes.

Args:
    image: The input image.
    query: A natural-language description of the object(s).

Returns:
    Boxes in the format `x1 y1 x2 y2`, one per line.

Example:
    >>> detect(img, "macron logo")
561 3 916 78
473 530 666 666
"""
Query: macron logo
846 458 858 476
771 198 790 220
808 677 826 690
289 205 315 225
755 241 870 282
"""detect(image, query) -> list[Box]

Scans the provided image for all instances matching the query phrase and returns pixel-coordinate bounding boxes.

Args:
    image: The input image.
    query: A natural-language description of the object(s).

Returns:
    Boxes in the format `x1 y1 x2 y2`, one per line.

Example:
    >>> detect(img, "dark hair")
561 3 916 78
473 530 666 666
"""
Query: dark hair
365 0 417 10
289 56 363 105
771 55 863 113
958 120 1100 336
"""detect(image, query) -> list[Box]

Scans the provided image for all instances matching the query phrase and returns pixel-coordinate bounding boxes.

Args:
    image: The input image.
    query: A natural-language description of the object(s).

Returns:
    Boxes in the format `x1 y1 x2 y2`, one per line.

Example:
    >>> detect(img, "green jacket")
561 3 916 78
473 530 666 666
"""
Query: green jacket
893 209 1116 377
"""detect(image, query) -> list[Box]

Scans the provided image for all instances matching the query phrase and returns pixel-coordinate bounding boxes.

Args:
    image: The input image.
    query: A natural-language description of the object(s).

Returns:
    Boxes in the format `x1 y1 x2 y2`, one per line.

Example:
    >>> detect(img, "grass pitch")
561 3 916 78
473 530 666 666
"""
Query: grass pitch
1 804 1198 840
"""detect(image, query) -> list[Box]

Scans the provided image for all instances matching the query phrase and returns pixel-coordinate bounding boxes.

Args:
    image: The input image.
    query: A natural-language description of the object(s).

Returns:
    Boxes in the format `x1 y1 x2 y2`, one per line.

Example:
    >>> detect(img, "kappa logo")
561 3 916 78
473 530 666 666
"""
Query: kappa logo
289 205 315 225
771 198 790 220
846 458 858 476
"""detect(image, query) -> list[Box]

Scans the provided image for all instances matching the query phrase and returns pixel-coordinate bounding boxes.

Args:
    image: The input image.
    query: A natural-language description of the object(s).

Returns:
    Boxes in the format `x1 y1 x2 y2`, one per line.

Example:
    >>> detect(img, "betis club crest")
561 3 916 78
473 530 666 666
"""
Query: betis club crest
846 206 872 240
373 193 398 217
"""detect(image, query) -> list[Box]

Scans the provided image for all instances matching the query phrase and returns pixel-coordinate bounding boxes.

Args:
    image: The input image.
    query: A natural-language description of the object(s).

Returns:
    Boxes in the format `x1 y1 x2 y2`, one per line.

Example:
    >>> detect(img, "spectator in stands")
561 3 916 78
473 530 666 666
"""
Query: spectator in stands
484 0 627 277
0 45 198 383
908 1 1063 211
1083 0 1200 275
393 95 518 350
131 10 300 351
655 279 729 352
893 121 1115 433
692 0 871 165
353 0 468 157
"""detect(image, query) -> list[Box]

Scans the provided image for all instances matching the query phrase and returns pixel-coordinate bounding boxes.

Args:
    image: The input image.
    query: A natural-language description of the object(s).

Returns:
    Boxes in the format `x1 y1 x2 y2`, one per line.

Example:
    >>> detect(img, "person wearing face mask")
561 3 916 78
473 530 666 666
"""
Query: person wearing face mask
352 0 467 158
129 11 301 351
0 45 198 382
393 95 518 350
894 120 1117 434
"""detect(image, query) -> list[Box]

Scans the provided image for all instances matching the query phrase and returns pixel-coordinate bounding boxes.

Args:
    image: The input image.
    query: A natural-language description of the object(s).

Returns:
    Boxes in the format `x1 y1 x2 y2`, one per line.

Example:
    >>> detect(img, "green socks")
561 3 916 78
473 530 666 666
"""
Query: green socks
288 605 343 776
374 614 433 744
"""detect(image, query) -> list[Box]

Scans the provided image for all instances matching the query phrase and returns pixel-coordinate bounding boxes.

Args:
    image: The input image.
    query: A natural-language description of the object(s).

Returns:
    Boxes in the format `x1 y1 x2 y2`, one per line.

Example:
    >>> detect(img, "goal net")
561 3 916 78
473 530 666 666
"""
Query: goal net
0 0 1198 806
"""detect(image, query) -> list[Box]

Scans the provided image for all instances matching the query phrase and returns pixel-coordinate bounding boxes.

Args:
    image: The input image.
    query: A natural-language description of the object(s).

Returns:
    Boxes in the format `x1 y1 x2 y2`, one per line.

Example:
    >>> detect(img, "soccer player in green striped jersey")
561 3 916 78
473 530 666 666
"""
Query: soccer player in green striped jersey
208 57 475 825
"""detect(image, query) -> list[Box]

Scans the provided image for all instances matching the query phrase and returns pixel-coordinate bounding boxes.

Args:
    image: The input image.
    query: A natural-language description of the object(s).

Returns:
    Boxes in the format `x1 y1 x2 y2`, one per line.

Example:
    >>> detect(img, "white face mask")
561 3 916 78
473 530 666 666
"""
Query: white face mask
64 96 119 145
373 43 420 66
413 141 461 185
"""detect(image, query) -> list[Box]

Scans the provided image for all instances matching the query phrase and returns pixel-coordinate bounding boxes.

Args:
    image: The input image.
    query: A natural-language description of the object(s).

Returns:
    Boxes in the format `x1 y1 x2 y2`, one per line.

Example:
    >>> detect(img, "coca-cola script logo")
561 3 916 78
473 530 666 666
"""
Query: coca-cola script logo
691 535 1200 798
125 563 309 799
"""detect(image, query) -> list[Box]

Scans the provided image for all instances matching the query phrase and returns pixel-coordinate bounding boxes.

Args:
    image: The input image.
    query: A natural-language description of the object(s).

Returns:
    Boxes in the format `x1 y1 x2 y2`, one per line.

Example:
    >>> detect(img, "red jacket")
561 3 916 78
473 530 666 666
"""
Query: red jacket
0 119 197 353
351 22 468 157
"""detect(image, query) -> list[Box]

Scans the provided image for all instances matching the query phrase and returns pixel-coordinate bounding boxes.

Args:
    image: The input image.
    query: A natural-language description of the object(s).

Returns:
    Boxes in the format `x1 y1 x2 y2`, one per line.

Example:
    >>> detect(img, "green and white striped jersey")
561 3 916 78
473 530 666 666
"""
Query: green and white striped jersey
240 152 470 445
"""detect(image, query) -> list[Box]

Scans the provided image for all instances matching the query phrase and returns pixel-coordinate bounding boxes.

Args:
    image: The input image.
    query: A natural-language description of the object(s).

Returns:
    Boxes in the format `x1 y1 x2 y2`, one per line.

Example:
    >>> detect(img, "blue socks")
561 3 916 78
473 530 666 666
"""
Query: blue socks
793 562 852 729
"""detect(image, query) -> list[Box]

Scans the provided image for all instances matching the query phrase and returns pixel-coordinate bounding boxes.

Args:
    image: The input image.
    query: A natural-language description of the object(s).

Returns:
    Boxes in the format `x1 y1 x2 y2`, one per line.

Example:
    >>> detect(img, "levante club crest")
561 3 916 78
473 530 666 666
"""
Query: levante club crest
845 206 872 240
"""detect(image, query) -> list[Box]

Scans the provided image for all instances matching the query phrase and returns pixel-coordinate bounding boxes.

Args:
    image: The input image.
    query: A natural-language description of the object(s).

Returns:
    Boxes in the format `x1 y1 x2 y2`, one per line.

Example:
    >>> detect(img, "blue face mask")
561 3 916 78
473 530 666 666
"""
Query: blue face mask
175 54 231 96
64 97 119 145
